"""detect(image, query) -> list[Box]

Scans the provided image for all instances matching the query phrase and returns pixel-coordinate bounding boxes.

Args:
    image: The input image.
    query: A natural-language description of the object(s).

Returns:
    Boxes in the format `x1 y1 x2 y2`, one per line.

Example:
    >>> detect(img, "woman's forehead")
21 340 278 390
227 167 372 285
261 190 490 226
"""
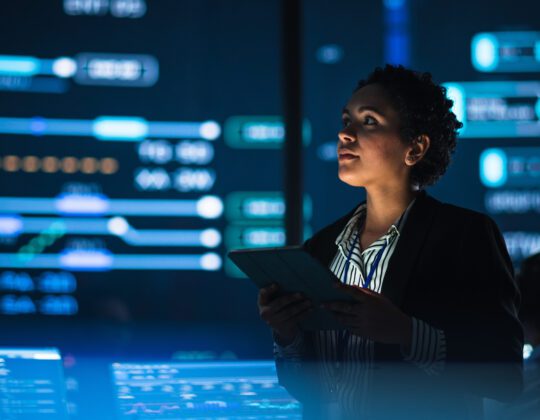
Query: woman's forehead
345 83 395 116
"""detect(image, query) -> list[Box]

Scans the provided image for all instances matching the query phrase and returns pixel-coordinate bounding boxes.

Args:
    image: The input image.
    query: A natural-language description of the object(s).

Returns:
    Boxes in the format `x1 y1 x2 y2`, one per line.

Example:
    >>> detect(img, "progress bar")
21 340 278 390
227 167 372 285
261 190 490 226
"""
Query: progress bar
0 116 221 140
0 252 222 271
0 216 221 247
0 196 223 218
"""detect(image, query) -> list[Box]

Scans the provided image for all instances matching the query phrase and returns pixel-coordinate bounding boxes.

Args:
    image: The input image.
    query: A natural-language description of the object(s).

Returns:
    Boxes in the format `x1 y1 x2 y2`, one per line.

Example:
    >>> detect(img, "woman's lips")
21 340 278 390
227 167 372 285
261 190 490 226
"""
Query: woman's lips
338 153 359 161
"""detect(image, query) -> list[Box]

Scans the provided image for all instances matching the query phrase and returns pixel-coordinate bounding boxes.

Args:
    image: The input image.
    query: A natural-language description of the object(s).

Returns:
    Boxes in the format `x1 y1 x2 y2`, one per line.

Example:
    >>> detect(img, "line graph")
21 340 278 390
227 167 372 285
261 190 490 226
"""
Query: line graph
112 361 302 419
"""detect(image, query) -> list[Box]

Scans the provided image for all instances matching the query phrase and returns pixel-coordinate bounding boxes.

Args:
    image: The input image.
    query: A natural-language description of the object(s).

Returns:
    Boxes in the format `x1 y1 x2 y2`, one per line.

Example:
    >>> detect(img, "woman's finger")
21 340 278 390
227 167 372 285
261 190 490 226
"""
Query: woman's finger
322 301 360 314
258 283 279 305
266 293 308 315
272 300 313 324
334 283 375 302
260 296 309 324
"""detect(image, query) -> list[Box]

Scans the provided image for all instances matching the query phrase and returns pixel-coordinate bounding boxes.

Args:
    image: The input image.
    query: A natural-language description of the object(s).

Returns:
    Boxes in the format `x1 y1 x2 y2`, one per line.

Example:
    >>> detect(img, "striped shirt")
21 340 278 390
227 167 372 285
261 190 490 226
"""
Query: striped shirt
274 199 447 417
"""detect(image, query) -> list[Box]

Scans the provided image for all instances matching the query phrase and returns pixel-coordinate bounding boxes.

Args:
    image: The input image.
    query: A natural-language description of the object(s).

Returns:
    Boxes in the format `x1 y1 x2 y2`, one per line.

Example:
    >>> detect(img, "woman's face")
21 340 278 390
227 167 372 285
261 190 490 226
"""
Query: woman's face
337 83 412 188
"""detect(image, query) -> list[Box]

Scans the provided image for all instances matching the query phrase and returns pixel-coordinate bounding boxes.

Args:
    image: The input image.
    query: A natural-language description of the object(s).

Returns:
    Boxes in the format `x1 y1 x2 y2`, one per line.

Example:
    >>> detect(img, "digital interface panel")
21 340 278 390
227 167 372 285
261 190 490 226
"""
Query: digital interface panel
1 1 539 323
111 360 302 419
0 1 303 320
0 348 68 420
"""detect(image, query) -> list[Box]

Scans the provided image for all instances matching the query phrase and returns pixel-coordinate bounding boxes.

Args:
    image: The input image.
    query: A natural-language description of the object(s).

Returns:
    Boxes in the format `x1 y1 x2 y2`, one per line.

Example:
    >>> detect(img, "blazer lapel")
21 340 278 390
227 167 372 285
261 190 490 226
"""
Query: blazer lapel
381 192 439 307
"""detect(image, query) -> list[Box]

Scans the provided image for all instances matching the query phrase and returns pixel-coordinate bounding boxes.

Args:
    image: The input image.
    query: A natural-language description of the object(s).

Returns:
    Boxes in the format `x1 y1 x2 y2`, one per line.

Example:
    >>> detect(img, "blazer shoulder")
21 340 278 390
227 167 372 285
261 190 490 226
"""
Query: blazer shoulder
435 200 507 259
437 200 496 228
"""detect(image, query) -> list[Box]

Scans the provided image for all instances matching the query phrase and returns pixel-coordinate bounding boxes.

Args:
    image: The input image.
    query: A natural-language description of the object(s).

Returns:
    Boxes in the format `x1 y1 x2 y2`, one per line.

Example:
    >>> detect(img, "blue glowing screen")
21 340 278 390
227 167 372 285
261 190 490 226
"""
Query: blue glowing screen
111 360 302 419
0 0 539 324
0 0 292 321
0 348 68 420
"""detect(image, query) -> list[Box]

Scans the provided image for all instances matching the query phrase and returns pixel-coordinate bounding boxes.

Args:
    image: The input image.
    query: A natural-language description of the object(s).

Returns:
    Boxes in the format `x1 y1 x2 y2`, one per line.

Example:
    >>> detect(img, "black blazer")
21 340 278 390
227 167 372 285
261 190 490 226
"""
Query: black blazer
276 191 523 419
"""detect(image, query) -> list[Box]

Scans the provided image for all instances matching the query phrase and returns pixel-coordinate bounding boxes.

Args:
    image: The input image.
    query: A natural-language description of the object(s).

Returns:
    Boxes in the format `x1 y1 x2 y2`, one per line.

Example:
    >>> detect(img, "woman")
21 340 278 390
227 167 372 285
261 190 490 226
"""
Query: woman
257 65 523 419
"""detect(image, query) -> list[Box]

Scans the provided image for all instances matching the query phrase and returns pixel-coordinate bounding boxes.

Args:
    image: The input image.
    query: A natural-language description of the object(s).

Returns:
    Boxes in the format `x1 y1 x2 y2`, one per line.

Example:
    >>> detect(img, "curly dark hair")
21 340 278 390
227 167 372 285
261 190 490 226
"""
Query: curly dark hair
355 64 463 188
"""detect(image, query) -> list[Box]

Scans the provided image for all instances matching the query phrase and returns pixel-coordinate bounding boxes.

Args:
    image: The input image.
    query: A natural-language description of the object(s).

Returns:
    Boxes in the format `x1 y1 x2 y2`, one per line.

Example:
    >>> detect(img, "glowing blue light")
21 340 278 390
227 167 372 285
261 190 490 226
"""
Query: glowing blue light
30 117 47 135
123 228 221 247
0 196 224 218
442 83 466 134
524 343 533 360
316 44 344 64
536 98 540 120
55 194 109 215
199 120 221 140
0 348 61 360
12 216 219 247
536 41 540 62
200 229 221 248
40 295 78 315
60 250 113 271
52 57 77 78
200 253 222 271
0 216 23 237
39 272 76 293
480 148 507 188
0 272 34 292
93 116 149 140
107 217 130 236
0 116 221 141
471 33 499 72
383 0 406 10
0 56 40 76
197 196 224 219
0 295 36 314
0 253 223 271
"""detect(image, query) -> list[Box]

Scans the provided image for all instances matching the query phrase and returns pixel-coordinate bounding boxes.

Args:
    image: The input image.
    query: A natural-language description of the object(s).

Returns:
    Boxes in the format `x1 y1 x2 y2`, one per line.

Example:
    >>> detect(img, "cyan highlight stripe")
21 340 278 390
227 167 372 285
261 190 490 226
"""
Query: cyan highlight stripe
0 198 199 217
0 56 41 76
0 117 221 140
1 216 220 247
93 116 149 140
0 253 222 271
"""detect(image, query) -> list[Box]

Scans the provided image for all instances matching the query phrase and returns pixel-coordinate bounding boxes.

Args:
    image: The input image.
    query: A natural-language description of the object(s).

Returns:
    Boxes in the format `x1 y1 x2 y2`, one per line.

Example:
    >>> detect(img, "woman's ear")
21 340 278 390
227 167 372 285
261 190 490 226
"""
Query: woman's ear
405 134 430 166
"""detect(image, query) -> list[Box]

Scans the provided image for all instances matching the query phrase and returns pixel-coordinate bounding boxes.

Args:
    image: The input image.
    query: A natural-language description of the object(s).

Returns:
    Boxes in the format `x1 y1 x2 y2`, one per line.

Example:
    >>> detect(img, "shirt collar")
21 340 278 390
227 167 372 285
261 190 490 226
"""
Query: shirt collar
335 197 417 247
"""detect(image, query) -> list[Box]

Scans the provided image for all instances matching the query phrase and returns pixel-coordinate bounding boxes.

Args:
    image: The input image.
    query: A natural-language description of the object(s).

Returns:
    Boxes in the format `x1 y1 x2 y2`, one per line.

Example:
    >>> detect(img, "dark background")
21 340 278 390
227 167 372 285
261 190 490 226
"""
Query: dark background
0 1 539 417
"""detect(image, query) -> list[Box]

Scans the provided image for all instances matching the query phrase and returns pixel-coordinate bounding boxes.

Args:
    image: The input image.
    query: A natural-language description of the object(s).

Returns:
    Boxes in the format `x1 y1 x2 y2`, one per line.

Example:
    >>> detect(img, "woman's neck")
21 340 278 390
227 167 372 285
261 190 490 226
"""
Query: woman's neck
364 185 418 234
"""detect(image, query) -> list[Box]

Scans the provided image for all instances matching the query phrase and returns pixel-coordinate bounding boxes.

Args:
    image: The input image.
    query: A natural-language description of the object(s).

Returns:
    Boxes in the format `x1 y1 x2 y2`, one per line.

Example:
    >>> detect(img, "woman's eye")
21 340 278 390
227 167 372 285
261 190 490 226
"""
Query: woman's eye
364 115 377 125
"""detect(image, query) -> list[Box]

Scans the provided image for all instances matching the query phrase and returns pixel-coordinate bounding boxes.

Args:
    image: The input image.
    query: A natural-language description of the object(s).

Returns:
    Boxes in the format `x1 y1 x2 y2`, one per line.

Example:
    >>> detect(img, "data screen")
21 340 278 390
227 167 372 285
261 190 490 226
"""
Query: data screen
0 348 68 420
1 1 539 324
111 360 302 419
0 0 296 321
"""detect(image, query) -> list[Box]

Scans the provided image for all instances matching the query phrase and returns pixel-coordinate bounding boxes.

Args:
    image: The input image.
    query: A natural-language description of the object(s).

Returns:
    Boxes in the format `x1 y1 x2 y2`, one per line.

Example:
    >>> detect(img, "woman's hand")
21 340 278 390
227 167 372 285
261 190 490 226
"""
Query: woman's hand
324 283 412 349
257 283 313 346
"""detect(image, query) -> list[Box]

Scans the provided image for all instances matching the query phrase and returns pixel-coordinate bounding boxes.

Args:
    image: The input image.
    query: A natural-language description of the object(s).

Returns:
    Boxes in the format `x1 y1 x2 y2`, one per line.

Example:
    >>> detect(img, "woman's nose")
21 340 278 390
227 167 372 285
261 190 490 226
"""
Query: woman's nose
338 127 355 143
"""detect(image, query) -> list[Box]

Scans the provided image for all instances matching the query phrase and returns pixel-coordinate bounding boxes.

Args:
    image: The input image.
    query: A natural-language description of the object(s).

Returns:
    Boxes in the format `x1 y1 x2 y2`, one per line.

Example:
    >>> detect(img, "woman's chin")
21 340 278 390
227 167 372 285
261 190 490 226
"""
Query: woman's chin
338 171 365 187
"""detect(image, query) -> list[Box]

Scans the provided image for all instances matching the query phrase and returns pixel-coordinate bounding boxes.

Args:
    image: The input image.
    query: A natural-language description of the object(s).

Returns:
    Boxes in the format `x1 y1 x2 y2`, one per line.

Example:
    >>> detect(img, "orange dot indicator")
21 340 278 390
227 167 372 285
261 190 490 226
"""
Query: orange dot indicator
81 157 98 174
62 157 78 173
3 155 20 172
100 157 118 174
42 156 60 173
22 156 40 173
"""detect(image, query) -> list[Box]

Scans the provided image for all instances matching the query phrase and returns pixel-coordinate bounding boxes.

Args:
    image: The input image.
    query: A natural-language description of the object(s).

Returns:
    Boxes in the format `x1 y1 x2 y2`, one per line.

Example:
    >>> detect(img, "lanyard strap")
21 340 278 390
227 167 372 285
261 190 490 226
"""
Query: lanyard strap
337 212 403 364
335 207 409 367
343 230 389 290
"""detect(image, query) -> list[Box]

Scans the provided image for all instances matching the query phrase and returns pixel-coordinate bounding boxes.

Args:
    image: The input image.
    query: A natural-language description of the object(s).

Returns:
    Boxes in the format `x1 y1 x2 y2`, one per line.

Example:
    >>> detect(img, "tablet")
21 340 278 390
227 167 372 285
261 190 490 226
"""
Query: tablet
228 246 355 330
